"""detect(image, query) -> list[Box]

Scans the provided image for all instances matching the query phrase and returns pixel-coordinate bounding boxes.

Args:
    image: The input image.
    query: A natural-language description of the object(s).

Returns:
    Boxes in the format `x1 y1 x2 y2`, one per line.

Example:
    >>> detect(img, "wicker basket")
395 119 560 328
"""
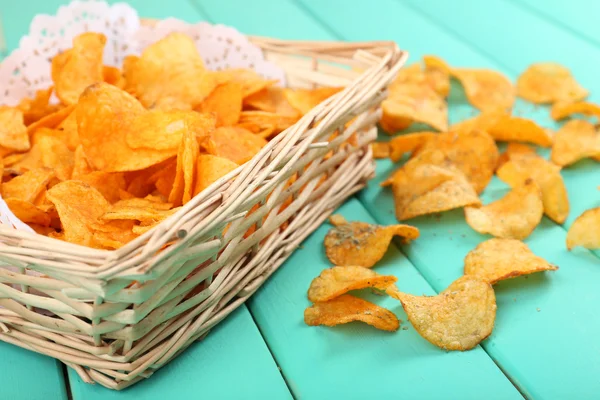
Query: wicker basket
0 24 406 389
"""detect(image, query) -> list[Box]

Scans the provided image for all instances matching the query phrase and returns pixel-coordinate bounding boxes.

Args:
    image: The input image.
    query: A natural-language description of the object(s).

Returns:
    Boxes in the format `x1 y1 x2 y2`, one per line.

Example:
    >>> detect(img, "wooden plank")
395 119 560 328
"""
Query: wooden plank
508 0 600 49
295 0 600 397
69 306 292 399
248 198 522 399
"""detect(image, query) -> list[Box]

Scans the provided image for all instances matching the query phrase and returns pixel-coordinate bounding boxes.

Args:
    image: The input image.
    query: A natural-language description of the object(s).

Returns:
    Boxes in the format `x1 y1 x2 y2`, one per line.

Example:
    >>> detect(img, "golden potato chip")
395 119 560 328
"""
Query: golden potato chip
75 172 126 203
193 154 238 196
392 164 481 221
283 87 343 116
387 276 496 350
243 86 300 118
487 115 553 147
465 238 558 283
0 107 29 151
464 179 543 240
5 198 51 226
208 126 267 164
18 87 58 125
219 69 277 98
198 81 243 127
307 266 397 302
10 135 74 181
90 220 138 250
496 143 536 171
113 196 173 211
550 101 600 121
52 32 106 105
371 142 390 159
390 63 450 98
382 84 447 133
56 107 79 151
71 145 93 179
550 119 600 166
153 159 178 198
497 153 569 224
46 181 110 246
324 220 419 267
238 111 298 136
101 205 178 225
169 127 199 206
3 168 55 203
304 294 399 332
516 62 588 104
27 104 75 135
103 65 124 88
125 33 216 108
388 132 436 162
566 207 600 250
328 214 348 227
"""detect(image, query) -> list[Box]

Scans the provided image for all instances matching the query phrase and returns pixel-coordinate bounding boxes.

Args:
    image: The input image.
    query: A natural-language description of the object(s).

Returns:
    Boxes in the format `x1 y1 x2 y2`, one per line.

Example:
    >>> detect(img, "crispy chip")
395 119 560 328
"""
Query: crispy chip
371 142 391 159
451 69 515 112
243 86 300 118
75 172 126 203
391 63 450 98
101 205 178 224
52 33 106 105
219 69 278 98
283 87 342 116
71 145 93 179
387 276 496 350
193 154 238 196
382 84 447 133
308 266 397 302
465 238 558 283
328 214 348 227
550 101 600 121
388 132 436 162
114 196 173 211
19 87 58 125
198 81 243 127
5 198 51 226
46 181 110 246
56 108 80 151
90 220 138 249
10 135 74 181
566 207 600 250
392 164 481 221
208 126 267 164
465 179 543 240
496 143 536 171
550 119 600 166
324 221 419 267
0 107 29 151
3 168 55 203
103 65 124 88
304 294 399 331
27 104 75 135
497 153 569 224
487 114 553 147
516 62 588 104
238 111 298 136
169 127 199 206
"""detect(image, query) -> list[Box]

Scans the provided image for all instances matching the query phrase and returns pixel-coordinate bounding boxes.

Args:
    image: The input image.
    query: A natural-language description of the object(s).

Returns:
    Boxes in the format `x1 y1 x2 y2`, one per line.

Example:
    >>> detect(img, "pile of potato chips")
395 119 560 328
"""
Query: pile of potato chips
0 31 342 249
305 216 557 350
304 55 600 350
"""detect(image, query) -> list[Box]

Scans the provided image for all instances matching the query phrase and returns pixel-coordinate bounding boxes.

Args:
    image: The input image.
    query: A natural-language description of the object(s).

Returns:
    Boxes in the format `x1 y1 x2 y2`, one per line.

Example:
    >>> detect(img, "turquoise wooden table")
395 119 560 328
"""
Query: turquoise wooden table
2 0 600 399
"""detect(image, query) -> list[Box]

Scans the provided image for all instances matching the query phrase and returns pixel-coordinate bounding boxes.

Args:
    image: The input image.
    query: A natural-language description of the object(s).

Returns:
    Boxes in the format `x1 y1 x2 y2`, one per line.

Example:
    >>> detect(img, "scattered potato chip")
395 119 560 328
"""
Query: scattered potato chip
465 179 543 239
284 87 343 116
198 81 243 127
207 126 267 164
324 220 419 267
465 238 558 283
487 114 553 147
193 154 238 196
52 32 106 105
0 107 29 151
46 181 110 246
566 207 600 250
516 62 588 104
304 294 399 331
371 142 391 159
497 153 569 224
388 132 436 162
387 276 496 350
550 119 600 166
496 143 536 171
382 84 448 133
2 168 55 203
328 214 348 227
307 266 397 302
391 62 450 98
550 101 600 121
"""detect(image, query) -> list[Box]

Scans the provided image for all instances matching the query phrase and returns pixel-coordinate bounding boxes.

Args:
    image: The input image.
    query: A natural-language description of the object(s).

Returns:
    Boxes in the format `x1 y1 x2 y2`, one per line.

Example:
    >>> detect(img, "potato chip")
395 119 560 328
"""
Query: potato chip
324 220 419 267
193 154 238 196
27 104 75 135
388 132 436 162
219 69 277 98
307 266 397 302
56 108 79 151
550 101 600 121
451 69 515 112
371 142 391 159
391 63 450 98
103 65 124 88
198 81 243 127
464 238 558 284
90 220 138 250
153 159 178 199
465 179 543 240
207 126 267 164
71 145 93 179
243 86 300 118
124 33 217 108
487 114 553 147
238 111 298 136
101 205 178 225
550 119 600 166
18 87 58 125
387 276 496 350
52 32 106 105
113 197 173 211
75 172 126 203
169 127 199 206
5 198 51 226
392 164 481 221
9 135 75 181
381 84 447 133
496 143 536 171
516 62 588 104
0 107 30 151
46 181 110 246
497 153 569 224
328 214 348 227
283 87 343 116
304 294 399 332
566 207 600 250
2 168 55 203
